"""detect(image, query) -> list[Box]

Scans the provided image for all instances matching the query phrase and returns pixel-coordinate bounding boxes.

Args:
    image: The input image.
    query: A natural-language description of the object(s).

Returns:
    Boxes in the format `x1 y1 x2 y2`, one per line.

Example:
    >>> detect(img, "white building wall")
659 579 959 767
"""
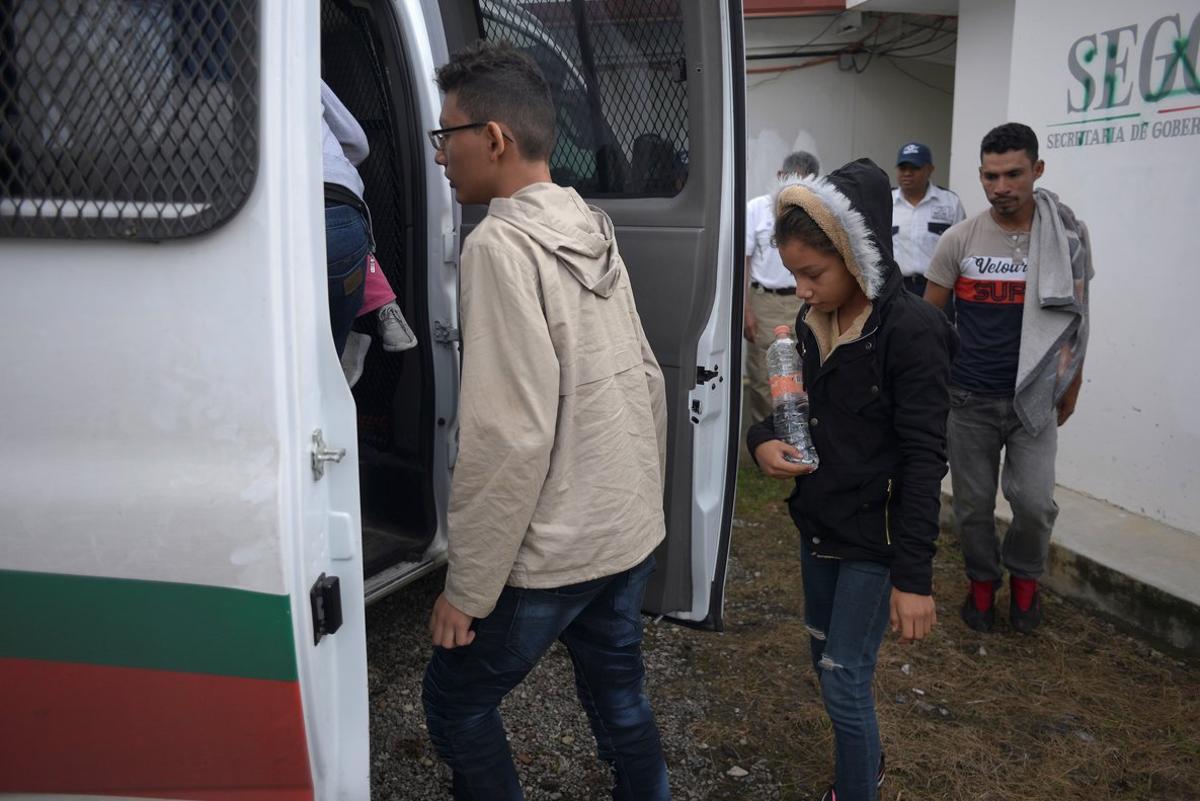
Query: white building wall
745 17 955 201
952 0 1200 533
947 0 1014 216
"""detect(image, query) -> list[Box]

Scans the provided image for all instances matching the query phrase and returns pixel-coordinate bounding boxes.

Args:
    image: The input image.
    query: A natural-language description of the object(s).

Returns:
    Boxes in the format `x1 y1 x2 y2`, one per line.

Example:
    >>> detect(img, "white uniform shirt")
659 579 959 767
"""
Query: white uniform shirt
891 184 966 277
745 194 794 290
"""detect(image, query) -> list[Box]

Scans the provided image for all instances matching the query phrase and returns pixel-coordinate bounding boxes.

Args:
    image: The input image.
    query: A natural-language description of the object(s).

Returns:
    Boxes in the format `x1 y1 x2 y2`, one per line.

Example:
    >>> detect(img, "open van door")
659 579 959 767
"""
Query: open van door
0 2 369 798
440 0 746 629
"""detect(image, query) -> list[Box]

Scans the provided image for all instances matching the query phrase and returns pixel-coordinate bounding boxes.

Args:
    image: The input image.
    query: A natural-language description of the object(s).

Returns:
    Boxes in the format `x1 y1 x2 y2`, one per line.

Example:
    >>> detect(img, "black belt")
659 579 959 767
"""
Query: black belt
751 281 796 296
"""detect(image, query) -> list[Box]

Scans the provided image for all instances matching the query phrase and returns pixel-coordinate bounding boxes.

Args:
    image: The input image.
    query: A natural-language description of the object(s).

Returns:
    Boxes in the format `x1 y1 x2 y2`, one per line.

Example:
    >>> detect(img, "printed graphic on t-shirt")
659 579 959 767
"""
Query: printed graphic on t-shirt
954 255 1028 305
952 253 1026 394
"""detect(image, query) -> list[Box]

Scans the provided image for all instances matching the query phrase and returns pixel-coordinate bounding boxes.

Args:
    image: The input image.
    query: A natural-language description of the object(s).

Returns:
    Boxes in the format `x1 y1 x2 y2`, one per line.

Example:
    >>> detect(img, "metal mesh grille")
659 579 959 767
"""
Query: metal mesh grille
478 0 688 197
0 0 260 240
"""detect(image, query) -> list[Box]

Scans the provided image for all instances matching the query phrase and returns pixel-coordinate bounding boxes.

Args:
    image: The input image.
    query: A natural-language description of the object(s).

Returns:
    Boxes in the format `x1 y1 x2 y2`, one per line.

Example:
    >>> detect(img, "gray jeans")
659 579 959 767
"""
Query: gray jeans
947 387 1059 582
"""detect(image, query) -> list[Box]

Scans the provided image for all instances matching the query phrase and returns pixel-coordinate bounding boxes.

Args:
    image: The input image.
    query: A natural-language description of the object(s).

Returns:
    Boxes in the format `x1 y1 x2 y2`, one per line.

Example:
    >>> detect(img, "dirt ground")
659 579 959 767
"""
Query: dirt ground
675 467 1200 801
367 467 1200 800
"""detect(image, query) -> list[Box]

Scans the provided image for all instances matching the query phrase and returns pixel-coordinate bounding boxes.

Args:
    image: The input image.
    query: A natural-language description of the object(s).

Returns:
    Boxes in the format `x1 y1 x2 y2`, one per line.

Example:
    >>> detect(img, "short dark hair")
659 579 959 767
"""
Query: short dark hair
774 205 839 255
435 40 556 161
781 151 820 177
981 122 1039 163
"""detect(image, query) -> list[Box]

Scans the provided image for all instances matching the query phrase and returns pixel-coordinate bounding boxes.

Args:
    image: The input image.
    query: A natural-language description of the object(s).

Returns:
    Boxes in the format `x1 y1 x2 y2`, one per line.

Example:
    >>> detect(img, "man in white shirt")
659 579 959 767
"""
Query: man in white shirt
743 150 819 424
891 142 965 300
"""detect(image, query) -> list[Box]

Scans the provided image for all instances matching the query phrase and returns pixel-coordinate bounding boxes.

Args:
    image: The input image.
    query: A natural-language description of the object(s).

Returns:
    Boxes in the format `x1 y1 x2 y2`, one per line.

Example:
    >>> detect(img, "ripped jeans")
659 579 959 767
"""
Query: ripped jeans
800 546 892 801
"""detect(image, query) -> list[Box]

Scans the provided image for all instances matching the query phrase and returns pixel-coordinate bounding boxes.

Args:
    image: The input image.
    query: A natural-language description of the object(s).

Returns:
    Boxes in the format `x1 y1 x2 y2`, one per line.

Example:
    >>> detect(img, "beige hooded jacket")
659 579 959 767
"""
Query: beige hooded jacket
444 182 668 619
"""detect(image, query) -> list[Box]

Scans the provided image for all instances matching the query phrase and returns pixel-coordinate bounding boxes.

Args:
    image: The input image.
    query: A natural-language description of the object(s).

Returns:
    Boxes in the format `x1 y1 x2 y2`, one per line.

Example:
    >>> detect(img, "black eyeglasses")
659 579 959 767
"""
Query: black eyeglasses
427 122 515 151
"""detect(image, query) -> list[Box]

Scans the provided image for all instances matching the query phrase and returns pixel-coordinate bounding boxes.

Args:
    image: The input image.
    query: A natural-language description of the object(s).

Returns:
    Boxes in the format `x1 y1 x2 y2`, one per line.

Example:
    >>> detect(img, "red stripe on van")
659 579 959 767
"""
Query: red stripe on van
0 657 313 801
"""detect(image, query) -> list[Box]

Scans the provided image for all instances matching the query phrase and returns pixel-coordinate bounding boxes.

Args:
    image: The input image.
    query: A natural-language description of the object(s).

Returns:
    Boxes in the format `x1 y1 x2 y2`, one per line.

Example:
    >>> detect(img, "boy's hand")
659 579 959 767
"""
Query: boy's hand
429 592 476 649
754 440 816 479
890 589 936 643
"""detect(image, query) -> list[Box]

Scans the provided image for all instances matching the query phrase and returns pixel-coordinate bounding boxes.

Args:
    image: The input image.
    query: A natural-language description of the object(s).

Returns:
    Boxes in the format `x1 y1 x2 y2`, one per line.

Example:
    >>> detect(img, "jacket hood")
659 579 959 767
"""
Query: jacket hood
486 182 622 298
772 158 899 300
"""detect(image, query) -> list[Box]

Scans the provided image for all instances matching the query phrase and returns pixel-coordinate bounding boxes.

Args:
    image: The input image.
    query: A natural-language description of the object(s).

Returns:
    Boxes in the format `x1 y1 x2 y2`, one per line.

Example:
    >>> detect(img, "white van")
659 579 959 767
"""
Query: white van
0 1 745 798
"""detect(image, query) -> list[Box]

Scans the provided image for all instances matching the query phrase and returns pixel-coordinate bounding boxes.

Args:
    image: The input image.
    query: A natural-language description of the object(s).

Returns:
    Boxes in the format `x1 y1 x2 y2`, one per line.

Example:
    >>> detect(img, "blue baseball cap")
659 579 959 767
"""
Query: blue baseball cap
896 142 933 167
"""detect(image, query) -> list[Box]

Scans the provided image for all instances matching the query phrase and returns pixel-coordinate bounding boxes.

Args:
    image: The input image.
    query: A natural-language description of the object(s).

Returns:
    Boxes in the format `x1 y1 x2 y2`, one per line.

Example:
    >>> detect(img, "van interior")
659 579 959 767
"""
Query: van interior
320 0 438 588
317 0 737 624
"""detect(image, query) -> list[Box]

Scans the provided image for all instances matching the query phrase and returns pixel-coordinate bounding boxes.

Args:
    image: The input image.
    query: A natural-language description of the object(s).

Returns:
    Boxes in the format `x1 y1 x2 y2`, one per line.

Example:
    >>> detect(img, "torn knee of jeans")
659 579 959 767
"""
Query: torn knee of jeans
818 654 844 671
805 624 827 641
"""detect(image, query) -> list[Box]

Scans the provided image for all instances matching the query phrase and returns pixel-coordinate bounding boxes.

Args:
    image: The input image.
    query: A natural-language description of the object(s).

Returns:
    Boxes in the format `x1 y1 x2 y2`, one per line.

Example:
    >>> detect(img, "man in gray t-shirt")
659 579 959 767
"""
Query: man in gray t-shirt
923 122 1087 637
925 212 1029 396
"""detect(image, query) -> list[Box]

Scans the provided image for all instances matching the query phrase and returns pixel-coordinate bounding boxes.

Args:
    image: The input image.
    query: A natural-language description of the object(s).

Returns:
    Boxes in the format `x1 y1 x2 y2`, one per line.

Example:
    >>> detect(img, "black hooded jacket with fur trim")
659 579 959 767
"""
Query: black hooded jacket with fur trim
747 159 955 595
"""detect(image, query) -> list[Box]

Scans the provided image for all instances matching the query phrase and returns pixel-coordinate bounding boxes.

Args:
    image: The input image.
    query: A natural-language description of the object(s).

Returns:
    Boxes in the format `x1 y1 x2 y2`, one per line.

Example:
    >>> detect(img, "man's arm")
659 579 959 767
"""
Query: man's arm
744 199 760 343
1057 362 1083 426
923 281 953 310
1057 216 1092 428
922 225 961 310
743 256 757 343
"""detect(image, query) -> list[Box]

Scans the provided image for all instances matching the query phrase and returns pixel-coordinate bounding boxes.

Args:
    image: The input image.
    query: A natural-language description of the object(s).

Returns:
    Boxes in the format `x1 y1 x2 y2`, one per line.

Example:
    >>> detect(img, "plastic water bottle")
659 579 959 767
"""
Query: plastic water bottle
766 325 819 468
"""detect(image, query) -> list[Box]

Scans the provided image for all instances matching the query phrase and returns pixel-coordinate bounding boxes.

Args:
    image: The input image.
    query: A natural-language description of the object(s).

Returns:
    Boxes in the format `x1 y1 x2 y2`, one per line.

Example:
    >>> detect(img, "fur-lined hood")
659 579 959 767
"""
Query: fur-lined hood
771 158 899 300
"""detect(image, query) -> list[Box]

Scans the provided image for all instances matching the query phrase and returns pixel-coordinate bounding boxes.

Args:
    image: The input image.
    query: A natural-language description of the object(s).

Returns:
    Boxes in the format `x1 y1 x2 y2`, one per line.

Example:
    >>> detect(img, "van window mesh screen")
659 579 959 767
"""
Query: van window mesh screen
477 0 688 197
0 0 260 240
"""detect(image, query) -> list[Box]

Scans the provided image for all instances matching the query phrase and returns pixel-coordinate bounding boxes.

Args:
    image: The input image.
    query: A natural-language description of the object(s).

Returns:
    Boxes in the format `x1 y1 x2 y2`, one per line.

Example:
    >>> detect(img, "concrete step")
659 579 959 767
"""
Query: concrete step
939 475 1200 656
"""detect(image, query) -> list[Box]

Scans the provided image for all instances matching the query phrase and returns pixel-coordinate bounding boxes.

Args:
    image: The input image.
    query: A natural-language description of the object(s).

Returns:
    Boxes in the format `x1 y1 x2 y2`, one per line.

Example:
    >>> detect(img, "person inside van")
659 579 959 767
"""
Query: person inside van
421 40 672 801
321 80 416 356
748 159 954 801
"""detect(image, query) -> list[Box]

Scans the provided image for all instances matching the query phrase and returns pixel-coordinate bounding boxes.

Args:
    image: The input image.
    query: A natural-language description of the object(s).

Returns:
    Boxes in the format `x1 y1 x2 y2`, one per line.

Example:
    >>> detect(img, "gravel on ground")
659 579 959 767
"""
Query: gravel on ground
367 467 1199 800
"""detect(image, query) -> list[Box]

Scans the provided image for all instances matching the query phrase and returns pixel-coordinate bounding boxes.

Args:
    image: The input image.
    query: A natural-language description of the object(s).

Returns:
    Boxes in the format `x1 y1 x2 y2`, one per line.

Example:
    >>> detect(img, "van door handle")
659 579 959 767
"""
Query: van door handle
311 429 346 480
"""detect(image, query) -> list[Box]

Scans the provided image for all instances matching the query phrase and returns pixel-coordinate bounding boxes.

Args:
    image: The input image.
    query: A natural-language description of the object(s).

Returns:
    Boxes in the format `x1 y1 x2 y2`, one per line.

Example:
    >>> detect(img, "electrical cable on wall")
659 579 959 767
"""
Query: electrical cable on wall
745 12 956 73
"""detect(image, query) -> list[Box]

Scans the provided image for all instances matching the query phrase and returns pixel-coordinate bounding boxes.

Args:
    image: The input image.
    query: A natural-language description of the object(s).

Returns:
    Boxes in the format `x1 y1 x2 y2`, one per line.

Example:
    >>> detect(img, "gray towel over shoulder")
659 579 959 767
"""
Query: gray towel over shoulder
1014 188 1094 435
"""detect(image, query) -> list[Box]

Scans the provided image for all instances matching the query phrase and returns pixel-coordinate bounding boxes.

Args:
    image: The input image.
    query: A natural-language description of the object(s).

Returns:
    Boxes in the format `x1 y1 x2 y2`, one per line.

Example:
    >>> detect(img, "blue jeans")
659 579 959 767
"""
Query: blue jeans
423 557 670 801
800 546 892 801
324 203 369 356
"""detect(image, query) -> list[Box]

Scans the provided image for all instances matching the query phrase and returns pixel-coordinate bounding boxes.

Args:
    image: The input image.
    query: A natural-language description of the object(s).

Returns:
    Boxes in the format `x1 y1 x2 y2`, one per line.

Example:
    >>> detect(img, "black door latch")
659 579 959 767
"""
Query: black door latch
310 573 343 645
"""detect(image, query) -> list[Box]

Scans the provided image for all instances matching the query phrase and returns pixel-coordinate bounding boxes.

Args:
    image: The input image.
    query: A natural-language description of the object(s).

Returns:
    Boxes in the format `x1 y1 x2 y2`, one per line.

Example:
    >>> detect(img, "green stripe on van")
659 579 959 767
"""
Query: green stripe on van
0 570 298 681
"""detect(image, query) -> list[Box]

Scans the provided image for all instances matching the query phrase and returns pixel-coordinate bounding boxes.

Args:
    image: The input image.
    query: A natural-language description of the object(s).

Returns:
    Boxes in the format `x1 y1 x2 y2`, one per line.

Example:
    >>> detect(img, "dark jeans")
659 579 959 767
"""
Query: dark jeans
324 203 369 356
947 387 1059 581
800 546 892 801
423 556 669 801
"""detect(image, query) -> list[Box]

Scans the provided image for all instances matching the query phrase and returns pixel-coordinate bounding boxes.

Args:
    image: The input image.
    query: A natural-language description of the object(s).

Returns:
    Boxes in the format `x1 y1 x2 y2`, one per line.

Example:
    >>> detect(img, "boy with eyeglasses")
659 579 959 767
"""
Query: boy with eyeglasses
421 40 672 801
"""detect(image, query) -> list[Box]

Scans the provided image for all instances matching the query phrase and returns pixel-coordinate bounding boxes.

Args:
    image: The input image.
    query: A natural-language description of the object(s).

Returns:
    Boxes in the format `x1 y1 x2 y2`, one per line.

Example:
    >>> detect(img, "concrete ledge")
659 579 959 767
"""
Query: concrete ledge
939 476 1200 656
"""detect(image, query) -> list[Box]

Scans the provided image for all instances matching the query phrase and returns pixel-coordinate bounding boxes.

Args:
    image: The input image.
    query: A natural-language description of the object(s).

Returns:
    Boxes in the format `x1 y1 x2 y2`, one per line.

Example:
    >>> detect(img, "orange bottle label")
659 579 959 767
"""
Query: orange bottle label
769 373 804 398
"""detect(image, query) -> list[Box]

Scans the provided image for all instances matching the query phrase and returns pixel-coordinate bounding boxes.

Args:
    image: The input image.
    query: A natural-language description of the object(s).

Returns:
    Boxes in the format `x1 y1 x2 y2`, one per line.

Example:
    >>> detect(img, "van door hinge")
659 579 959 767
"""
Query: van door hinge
309 573 343 645
433 321 460 345
311 429 346 480
696 365 719 385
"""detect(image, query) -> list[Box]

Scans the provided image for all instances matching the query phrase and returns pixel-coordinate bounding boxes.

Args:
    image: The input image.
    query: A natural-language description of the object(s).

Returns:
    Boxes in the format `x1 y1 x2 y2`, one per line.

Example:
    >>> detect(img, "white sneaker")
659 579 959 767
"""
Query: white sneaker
340 331 372 387
376 301 417 352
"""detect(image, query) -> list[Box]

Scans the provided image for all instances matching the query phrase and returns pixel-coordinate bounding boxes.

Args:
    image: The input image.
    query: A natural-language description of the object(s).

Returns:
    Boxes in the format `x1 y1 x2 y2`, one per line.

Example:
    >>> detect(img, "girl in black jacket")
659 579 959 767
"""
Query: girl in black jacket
748 159 954 801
